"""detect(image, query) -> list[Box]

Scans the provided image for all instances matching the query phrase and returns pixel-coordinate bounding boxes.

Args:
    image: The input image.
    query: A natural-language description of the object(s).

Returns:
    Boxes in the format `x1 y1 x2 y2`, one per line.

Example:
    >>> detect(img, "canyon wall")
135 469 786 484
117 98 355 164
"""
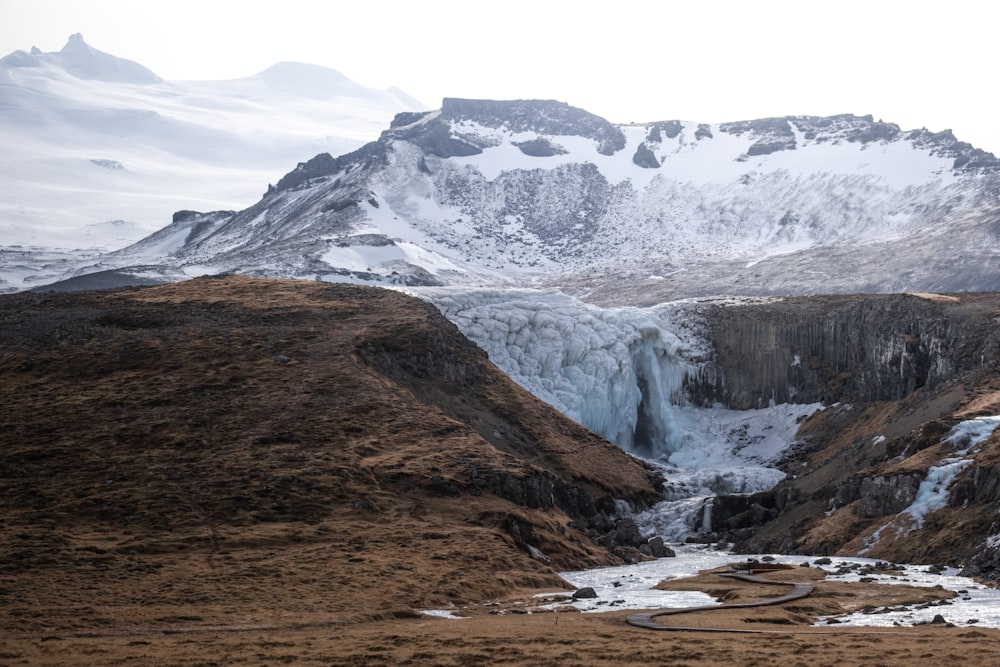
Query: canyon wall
687 293 1000 410
688 292 1000 575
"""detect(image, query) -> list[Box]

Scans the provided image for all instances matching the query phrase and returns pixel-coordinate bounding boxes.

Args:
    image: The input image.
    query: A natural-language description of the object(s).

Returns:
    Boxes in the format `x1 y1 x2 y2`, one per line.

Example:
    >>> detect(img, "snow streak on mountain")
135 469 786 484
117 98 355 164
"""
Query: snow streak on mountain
56 96 1000 299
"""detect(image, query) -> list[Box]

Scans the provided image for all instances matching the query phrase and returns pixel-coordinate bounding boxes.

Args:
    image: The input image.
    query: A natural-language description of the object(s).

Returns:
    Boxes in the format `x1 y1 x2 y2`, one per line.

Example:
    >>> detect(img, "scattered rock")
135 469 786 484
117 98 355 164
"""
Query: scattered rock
572 587 598 599
646 536 675 558
631 143 660 169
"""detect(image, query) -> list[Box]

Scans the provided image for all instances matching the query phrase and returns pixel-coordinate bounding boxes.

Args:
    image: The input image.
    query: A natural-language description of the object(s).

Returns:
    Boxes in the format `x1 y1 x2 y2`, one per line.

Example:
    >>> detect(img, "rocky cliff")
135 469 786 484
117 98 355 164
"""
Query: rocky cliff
687 293 1000 410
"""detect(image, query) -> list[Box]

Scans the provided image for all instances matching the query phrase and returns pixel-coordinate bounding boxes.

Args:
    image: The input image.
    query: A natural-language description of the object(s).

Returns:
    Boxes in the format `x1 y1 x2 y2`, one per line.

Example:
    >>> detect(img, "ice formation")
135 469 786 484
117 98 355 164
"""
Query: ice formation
903 416 1000 527
416 288 821 540
417 288 701 456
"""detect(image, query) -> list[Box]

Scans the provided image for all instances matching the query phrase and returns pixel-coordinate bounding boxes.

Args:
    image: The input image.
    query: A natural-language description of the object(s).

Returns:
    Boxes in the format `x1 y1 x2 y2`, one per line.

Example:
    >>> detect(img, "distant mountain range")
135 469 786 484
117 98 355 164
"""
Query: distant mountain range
2 37 999 299
0 34 423 269
44 97 1000 300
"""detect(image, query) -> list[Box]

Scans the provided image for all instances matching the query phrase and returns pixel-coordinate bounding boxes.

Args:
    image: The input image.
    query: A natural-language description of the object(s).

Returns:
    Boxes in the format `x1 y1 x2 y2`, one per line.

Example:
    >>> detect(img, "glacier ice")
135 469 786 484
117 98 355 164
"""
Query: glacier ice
415 287 822 541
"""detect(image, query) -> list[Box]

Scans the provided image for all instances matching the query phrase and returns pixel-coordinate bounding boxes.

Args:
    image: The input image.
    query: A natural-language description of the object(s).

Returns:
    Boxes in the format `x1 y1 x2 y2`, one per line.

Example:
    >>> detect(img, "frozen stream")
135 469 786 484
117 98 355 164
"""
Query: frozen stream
547 544 1000 628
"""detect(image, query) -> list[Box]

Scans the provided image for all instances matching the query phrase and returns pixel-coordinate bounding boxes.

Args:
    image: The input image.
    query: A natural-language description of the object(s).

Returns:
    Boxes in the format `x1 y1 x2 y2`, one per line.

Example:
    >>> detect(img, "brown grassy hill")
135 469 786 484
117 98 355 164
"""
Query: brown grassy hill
0 276 660 636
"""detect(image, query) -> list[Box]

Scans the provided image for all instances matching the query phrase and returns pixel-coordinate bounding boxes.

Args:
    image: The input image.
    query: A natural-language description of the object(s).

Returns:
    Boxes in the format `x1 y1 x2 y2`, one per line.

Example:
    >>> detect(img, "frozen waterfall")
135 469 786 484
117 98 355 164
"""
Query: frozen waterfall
417 288 706 456
414 288 821 541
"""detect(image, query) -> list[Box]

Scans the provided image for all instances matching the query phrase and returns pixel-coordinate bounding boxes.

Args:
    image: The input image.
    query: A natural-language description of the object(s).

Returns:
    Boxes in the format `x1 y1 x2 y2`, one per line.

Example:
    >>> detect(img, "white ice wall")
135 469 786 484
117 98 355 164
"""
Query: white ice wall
415 288 702 456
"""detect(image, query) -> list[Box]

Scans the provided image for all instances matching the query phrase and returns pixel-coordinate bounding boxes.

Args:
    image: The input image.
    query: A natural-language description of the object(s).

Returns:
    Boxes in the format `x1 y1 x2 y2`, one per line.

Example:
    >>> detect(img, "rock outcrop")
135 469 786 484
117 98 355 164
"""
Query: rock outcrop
686 293 1000 410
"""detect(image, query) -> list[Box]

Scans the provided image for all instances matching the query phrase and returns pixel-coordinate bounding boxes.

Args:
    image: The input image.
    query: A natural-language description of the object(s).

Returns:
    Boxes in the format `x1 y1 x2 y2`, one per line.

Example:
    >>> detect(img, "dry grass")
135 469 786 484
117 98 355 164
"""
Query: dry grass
5 566 1000 666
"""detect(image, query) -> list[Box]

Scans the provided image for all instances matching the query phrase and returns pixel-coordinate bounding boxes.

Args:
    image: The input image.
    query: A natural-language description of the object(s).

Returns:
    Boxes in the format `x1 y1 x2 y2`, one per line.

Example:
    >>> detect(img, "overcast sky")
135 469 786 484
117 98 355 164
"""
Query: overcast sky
2 0 998 154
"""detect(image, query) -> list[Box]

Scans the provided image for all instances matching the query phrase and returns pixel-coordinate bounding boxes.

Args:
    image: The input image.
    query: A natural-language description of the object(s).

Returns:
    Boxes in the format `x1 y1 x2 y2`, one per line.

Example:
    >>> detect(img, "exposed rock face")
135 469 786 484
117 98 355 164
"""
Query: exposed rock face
632 142 661 168
721 117 797 157
642 536 675 558
608 517 644 548
855 475 922 518
646 120 684 143
514 137 568 157
710 490 784 533
949 465 1000 506
271 142 387 194
686 294 1000 410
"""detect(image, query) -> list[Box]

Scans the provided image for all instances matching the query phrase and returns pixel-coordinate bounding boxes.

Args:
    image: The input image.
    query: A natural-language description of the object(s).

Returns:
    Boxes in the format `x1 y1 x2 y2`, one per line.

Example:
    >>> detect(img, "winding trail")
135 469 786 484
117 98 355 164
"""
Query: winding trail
627 571 816 633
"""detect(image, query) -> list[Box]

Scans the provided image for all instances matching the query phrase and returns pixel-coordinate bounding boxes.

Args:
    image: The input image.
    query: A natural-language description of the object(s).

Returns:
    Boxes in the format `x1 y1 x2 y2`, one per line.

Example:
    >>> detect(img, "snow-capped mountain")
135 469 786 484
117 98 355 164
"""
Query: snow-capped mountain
58 97 1000 298
0 34 424 291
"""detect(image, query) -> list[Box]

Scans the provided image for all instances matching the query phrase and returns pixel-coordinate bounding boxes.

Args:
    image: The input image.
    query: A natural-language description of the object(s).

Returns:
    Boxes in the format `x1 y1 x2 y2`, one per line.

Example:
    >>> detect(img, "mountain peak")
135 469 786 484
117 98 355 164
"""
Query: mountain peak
384 98 627 158
253 61 349 83
249 61 386 100
439 98 625 154
63 32 86 48
4 33 164 84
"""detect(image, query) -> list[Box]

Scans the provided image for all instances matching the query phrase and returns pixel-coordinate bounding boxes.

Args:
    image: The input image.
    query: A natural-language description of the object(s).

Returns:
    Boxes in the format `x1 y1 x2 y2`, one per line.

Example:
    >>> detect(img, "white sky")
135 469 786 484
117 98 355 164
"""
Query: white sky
2 0 998 155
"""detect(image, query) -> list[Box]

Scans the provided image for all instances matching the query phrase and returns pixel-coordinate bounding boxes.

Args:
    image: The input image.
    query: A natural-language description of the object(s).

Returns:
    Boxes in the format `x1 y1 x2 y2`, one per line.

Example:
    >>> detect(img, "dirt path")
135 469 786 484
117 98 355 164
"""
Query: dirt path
627 570 818 632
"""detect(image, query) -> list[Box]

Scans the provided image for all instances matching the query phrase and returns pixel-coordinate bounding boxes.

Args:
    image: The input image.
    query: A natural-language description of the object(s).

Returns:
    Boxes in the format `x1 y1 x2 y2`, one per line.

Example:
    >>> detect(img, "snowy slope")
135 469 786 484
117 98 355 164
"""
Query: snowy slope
0 34 424 291
53 97 1000 298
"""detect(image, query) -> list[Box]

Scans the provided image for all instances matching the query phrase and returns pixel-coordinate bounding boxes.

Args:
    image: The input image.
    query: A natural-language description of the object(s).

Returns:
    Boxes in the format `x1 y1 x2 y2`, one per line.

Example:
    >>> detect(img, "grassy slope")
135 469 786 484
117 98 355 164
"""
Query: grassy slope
0 276 658 634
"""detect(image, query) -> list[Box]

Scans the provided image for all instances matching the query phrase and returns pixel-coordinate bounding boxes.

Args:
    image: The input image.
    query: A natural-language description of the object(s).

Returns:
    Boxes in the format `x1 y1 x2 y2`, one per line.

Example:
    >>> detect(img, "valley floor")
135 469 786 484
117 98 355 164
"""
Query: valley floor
6 576 1000 667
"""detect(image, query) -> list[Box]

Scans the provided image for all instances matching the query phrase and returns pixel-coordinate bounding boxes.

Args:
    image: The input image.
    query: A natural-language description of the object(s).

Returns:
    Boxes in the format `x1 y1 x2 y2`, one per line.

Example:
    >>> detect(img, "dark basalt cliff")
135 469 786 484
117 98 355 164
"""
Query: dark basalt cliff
687 292 1000 576
687 293 1000 410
